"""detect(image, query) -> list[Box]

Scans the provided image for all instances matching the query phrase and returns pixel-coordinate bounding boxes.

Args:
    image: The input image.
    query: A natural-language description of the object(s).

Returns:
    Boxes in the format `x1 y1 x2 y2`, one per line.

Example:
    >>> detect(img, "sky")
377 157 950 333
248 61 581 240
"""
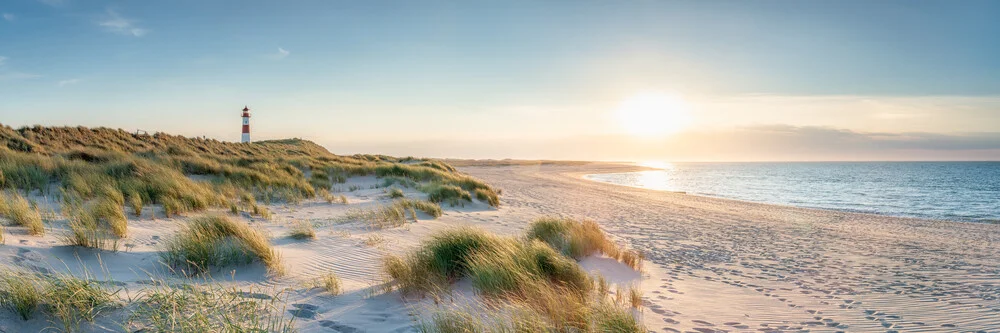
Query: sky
1 0 999 161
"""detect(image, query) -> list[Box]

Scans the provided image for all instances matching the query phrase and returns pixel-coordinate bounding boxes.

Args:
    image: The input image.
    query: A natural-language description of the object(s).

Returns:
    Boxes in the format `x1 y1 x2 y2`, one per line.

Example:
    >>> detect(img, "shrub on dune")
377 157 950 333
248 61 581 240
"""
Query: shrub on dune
162 215 283 276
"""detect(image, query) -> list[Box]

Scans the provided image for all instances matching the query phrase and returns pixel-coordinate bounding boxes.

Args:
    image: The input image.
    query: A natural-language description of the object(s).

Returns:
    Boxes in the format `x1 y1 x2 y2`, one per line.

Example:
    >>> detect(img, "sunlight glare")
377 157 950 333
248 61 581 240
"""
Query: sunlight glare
616 92 692 136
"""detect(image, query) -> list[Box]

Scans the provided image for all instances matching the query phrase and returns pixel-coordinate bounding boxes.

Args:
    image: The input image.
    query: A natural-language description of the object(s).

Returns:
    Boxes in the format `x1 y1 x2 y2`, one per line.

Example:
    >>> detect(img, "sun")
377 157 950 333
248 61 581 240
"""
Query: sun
616 92 692 136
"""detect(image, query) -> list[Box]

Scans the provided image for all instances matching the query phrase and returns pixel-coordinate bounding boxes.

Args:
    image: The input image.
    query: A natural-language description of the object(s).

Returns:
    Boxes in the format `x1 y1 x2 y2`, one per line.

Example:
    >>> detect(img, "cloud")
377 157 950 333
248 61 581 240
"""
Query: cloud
267 47 290 60
0 72 42 80
98 9 147 37
57 78 82 86
2 13 14 21
322 125 1000 161
0 56 6 66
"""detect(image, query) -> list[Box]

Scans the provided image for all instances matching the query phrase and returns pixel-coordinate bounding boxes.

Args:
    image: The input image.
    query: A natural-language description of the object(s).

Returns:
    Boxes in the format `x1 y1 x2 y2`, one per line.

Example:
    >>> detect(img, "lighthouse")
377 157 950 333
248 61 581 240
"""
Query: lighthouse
241 106 251 143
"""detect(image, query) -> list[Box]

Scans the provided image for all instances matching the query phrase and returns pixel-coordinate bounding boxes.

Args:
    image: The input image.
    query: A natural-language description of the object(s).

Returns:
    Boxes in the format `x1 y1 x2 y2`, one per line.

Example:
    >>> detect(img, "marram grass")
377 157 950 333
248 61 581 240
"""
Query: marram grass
393 226 646 332
0 190 45 235
162 215 284 276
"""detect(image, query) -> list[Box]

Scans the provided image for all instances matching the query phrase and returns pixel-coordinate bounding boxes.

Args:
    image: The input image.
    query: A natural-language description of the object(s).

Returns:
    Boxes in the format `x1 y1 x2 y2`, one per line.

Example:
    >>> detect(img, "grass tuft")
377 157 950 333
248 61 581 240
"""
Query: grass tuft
318 272 342 296
128 283 295 332
526 217 644 270
397 226 646 332
162 215 284 276
287 220 316 240
0 191 45 235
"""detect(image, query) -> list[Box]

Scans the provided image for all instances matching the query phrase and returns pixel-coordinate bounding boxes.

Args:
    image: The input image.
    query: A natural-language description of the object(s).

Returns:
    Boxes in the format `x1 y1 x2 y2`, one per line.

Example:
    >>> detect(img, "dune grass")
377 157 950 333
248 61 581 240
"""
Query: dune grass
287 220 316 240
347 200 439 229
0 190 45 235
0 270 120 331
128 283 295 333
161 215 284 276
421 183 472 207
396 198 443 218
526 217 644 270
388 187 405 199
0 123 497 222
389 227 645 332
0 272 42 320
317 272 342 296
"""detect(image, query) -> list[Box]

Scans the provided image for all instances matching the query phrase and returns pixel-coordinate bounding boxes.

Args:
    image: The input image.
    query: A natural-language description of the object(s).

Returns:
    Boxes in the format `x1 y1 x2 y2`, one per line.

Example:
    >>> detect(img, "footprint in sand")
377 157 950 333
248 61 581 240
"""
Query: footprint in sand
318 320 361 332
692 320 715 326
289 303 319 320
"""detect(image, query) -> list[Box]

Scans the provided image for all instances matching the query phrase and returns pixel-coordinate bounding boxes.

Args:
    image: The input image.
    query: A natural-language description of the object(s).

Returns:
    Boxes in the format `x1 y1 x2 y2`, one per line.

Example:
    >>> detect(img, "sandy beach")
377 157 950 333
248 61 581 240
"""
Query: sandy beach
466 163 1000 332
2 162 999 332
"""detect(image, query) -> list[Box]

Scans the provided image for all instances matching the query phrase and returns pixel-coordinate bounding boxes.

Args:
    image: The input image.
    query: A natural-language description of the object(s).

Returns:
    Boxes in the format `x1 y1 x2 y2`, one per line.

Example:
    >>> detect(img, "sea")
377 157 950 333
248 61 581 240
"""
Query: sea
585 162 1000 223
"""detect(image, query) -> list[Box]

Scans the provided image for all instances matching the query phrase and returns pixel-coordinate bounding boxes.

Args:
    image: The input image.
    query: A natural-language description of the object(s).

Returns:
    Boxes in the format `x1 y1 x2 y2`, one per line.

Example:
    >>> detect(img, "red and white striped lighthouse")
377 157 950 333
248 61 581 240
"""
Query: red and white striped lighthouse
241 106 251 143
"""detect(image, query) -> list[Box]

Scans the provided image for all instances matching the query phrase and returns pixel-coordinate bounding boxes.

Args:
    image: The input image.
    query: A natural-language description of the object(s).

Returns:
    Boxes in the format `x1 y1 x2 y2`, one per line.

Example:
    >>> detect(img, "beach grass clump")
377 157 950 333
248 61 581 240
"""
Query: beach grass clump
348 202 420 229
475 188 500 207
128 283 295 333
384 228 499 296
0 270 119 331
44 273 120 332
0 271 42 320
526 217 644 270
388 187 405 199
287 220 316 240
386 226 645 332
161 215 284 276
0 190 45 235
421 183 472 206
62 194 127 250
396 198 443 218
318 272 342 296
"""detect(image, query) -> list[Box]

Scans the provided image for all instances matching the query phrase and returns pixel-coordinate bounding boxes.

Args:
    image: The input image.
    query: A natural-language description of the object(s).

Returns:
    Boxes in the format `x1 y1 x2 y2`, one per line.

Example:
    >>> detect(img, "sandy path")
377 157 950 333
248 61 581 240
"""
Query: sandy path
463 163 1000 333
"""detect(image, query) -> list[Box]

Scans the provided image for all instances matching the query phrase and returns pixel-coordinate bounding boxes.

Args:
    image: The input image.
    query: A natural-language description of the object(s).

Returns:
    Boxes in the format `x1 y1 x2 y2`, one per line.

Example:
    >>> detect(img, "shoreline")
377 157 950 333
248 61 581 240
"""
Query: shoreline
576 163 998 225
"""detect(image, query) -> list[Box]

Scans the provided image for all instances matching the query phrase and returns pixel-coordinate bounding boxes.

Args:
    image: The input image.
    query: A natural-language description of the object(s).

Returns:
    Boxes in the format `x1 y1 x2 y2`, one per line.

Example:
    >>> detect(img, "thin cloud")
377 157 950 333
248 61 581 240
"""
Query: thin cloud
0 56 7 66
98 9 148 37
0 72 42 80
267 47 290 60
2 13 14 22
57 78 82 86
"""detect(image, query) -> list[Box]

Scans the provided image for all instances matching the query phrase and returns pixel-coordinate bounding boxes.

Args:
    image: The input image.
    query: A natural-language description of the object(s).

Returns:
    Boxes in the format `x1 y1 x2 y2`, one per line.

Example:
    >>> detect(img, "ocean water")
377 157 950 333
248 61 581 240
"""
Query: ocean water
585 162 1000 223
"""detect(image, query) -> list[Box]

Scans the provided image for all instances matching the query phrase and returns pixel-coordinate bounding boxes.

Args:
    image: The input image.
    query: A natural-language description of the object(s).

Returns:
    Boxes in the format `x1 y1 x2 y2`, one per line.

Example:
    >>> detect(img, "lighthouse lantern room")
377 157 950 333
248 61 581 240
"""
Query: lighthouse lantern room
241 106 251 143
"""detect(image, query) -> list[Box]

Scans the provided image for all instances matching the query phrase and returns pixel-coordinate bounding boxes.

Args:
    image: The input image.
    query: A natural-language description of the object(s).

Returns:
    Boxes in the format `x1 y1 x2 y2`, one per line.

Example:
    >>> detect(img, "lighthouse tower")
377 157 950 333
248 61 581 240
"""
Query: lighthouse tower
241 106 251 143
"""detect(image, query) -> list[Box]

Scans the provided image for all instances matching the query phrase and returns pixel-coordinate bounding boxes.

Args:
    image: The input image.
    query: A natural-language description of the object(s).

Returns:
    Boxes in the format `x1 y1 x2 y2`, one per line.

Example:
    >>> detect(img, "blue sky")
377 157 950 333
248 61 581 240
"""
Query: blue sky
2 0 999 160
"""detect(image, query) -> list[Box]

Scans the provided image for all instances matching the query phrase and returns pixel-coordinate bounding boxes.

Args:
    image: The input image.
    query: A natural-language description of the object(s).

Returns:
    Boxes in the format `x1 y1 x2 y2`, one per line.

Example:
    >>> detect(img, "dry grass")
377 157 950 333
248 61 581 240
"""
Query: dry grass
287 220 316 240
0 190 45 235
317 272 342 296
162 215 284 276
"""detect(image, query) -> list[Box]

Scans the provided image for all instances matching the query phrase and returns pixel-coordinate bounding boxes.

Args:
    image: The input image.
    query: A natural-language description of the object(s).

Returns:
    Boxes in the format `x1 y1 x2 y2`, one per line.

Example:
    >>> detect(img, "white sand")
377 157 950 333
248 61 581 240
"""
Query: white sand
2 163 998 332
